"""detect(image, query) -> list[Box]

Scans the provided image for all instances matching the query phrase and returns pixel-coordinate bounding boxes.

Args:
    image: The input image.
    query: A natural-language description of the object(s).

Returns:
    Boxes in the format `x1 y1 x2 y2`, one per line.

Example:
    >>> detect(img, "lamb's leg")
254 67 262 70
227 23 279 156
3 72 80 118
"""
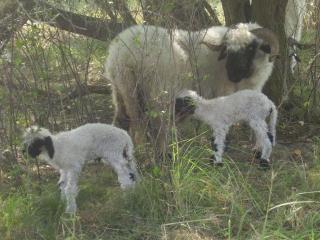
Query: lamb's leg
58 169 68 200
211 128 228 166
64 170 80 213
249 120 272 169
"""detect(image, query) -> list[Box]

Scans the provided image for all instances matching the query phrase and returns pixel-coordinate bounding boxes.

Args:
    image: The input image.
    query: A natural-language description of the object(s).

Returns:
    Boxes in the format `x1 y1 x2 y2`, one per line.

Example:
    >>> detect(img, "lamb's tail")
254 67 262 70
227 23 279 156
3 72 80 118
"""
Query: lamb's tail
268 104 278 146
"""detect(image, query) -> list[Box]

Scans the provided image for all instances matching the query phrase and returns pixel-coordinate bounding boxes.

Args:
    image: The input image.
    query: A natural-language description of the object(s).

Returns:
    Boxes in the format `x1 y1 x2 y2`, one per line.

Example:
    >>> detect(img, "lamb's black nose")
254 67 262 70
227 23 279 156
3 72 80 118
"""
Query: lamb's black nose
129 173 135 181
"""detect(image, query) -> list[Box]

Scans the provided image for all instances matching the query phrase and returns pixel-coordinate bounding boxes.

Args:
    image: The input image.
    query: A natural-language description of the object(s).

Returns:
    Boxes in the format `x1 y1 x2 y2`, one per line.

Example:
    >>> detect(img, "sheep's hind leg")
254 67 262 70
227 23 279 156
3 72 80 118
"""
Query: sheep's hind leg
112 86 130 131
249 120 272 169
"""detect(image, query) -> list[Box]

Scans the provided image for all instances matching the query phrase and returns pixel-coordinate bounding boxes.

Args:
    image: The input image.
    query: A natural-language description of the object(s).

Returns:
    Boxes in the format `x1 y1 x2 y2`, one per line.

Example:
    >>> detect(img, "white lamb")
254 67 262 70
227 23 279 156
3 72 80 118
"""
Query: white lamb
23 123 139 213
175 90 277 168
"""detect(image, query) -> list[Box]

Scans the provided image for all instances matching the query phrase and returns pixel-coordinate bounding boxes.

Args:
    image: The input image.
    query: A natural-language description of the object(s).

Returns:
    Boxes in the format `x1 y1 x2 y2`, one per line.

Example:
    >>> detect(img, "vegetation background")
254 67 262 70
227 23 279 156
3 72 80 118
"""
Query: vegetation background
0 0 320 239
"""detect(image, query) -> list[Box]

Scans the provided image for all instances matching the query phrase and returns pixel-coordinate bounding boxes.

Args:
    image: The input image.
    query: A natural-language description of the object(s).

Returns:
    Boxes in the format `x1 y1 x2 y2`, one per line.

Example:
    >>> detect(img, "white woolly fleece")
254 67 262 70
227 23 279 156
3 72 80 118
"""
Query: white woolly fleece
24 123 138 213
178 89 277 164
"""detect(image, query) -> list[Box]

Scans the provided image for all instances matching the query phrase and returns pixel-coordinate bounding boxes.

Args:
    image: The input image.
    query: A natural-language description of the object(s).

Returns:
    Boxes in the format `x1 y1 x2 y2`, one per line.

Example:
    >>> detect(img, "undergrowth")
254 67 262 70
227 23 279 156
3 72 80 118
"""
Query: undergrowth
1 136 320 239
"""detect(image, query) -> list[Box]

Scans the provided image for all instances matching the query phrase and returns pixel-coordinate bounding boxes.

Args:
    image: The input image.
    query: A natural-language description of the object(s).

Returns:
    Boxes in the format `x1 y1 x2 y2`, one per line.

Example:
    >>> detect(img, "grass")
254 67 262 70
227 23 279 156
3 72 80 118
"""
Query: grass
1 135 320 240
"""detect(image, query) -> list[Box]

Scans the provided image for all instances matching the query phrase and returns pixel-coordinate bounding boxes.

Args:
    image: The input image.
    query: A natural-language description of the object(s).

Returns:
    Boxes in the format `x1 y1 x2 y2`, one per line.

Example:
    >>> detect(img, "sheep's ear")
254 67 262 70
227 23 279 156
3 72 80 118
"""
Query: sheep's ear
260 43 271 54
218 45 227 60
44 136 54 158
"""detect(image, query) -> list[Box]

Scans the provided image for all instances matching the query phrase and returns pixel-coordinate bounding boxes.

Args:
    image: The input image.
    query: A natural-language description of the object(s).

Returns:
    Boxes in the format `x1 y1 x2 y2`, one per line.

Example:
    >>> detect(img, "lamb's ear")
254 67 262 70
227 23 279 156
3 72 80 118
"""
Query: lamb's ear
44 136 54 158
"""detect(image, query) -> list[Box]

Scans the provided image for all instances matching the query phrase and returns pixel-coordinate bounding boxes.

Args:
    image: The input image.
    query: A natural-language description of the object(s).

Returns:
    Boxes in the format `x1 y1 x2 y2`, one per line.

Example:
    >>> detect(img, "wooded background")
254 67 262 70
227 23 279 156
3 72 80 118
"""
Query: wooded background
1 1 320 239
0 0 319 151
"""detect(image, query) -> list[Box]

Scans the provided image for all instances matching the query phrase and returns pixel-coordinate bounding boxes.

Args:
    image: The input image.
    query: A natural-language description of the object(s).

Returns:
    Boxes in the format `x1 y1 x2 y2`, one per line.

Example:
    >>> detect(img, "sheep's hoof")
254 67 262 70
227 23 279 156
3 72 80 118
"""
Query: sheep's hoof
259 159 270 170
254 150 262 159
210 156 223 167
214 162 224 167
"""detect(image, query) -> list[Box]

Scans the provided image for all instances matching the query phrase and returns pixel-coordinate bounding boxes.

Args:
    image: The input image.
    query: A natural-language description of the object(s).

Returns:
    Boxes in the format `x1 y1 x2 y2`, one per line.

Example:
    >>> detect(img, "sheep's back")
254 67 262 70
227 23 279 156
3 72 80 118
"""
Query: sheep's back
105 25 192 97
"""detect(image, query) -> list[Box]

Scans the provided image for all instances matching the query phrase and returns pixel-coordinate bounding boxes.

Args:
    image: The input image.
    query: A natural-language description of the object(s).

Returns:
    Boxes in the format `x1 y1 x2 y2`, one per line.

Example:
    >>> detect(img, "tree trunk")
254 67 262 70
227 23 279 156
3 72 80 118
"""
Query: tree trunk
252 0 289 105
0 0 31 53
221 0 251 25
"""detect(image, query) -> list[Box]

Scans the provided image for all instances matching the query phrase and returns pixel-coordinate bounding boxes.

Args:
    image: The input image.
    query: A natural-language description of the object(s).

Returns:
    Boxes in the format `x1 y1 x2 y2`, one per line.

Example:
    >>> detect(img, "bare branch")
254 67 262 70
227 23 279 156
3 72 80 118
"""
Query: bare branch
19 0 133 41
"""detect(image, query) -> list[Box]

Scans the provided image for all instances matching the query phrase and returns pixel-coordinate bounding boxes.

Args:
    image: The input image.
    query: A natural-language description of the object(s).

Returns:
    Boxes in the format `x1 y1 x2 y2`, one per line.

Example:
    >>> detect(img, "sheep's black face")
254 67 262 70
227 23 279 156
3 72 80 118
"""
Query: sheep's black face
225 40 259 83
220 40 272 83
27 136 55 159
175 97 196 121
27 138 45 158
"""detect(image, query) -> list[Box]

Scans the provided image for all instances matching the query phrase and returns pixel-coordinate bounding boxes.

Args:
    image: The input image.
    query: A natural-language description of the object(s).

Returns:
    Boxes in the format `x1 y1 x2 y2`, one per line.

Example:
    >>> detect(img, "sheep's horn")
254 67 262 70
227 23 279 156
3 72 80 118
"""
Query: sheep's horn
251 28 280 61
200 41 224 51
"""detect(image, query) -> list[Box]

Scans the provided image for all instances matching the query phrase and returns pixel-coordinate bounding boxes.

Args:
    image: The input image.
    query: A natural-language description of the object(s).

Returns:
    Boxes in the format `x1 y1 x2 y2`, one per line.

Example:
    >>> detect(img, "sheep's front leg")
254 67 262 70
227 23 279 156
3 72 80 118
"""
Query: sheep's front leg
58 169 68 200
64 170 80 213
211 128 228 166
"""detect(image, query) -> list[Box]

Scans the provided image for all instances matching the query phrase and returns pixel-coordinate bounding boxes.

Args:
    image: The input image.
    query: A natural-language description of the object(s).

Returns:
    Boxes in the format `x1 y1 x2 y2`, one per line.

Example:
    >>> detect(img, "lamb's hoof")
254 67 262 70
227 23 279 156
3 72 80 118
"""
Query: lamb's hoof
209 156 222 166
214 162 224 167
259 159 270 170
254 150 262 159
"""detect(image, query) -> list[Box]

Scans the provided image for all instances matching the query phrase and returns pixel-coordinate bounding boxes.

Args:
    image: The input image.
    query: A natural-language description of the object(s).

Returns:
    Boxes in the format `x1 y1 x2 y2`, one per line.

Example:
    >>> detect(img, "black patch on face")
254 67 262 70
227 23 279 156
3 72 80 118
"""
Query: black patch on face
27 136 54 159
28 138 45 158
225 40 259 83
267 132 273 144
175 96 196 120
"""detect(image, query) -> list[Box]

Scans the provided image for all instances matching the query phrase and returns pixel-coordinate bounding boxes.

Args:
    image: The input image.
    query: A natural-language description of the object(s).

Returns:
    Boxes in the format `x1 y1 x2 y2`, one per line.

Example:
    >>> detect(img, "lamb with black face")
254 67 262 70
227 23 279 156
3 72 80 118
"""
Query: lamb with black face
23 124 139 213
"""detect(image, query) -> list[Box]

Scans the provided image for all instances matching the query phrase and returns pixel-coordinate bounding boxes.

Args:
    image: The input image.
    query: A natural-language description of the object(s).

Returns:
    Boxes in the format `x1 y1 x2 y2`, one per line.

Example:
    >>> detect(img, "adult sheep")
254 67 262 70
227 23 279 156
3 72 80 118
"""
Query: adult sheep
104 23 279 158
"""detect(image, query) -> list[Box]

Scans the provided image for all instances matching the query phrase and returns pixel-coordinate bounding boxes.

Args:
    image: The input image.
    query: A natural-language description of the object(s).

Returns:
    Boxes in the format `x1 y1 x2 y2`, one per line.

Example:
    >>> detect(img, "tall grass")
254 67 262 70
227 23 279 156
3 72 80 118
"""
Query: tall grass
1 136 320 239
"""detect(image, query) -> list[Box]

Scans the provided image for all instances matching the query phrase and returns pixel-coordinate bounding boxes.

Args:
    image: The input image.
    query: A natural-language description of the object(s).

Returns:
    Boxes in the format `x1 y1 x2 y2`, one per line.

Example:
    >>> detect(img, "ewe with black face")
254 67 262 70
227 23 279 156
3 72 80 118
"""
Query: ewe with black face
105 22 279 157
